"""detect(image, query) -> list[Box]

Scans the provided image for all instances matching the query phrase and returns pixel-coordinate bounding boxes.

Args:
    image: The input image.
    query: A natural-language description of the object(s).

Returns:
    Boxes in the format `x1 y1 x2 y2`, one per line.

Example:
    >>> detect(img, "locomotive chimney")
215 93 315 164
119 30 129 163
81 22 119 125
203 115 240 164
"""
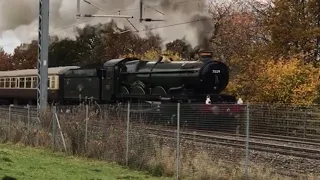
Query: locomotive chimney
198 50 213 59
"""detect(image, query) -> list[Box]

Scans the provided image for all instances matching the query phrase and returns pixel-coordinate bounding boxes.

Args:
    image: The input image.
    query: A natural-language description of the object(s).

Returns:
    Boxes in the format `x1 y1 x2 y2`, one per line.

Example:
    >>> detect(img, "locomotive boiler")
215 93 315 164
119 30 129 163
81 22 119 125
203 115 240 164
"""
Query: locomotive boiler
115 50 233 103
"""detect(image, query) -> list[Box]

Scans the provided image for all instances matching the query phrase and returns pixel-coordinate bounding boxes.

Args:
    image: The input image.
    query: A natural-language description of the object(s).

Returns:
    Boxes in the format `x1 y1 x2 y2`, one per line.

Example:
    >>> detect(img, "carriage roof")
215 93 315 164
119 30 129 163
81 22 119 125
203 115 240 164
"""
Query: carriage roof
0 66 80 77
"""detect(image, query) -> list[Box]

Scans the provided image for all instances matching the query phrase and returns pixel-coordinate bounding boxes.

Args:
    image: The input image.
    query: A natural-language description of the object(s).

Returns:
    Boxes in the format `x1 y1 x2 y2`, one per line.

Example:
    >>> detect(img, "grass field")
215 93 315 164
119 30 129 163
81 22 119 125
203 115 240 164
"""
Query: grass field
0 143 172 180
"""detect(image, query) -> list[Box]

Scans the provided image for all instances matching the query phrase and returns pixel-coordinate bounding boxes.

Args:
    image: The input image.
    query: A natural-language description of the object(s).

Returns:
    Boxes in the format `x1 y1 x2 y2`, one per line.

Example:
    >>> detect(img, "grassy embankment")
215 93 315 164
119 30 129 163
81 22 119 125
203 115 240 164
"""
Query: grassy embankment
0 143 171 180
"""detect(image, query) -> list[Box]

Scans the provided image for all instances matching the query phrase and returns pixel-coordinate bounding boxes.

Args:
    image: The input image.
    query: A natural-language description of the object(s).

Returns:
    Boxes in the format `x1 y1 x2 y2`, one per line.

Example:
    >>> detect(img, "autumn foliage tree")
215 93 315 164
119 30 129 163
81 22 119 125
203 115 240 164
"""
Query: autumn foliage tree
253 0 320 62
48 37 84 67
72 21 162 66
11 40 38 69
165 39 192 59
120 48 181 61
226 56 320 105
0 47 13 70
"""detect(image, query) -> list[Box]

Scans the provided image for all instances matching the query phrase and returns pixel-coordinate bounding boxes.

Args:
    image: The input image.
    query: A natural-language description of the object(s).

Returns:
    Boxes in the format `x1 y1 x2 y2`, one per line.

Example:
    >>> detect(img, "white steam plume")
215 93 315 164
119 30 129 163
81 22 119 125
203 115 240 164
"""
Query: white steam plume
0 0 214 49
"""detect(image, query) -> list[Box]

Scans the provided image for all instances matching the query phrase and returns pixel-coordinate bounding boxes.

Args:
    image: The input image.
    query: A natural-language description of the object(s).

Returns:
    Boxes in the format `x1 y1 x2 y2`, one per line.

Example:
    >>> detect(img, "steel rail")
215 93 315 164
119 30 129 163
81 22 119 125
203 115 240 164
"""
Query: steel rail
142 127 320 160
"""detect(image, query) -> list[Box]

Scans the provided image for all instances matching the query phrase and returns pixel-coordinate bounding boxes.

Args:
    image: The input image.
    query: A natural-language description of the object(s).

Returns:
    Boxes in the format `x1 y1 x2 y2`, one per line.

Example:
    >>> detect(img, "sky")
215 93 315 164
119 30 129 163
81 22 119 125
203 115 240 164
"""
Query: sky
0 0 263 54
0 30 21 54
0 0 214 54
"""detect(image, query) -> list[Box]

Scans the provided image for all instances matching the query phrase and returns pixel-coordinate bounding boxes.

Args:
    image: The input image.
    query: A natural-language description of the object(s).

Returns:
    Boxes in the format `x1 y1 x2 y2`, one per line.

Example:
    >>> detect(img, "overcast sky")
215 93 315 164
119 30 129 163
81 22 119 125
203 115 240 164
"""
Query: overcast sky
0 0 261 54
0 30 20 54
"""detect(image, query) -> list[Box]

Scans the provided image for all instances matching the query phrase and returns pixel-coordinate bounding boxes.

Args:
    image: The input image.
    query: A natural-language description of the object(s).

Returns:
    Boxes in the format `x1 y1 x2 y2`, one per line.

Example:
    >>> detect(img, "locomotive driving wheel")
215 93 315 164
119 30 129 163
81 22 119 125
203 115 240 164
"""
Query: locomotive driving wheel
130 81 146 96
152 86 167 97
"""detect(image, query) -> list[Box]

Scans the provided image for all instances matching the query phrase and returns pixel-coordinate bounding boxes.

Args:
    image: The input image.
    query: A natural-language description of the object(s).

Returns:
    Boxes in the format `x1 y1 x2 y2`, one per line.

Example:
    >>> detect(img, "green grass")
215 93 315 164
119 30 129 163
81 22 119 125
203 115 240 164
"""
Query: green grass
0 143 172 180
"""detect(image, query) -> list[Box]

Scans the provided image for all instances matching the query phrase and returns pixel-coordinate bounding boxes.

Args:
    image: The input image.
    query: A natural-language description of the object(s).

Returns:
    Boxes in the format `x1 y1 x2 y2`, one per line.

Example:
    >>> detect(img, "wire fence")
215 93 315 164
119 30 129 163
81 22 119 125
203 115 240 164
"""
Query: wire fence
0 102 320 179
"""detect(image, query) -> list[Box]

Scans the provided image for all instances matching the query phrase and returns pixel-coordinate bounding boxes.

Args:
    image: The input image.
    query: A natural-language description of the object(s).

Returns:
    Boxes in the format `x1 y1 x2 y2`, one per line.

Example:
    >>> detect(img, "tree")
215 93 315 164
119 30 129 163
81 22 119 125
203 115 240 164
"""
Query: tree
225 56 320 105
73 21 162 66
49 37 84 67
0 47 13 70
11 41 38 69
261 0 320 61
120 48 181 61
165 39 192 59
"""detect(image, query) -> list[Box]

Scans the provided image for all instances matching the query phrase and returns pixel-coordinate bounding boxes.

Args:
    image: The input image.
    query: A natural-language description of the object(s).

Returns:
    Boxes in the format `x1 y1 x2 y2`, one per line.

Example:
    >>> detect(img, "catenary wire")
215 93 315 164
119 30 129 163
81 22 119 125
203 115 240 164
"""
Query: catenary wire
0 0 210 48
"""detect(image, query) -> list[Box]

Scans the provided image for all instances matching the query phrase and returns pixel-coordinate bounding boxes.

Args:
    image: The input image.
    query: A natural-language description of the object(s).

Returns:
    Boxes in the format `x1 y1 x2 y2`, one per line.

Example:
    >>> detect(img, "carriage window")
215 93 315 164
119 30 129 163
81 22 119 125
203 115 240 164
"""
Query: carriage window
11 78 16 88
19 78 25 88
32 77 38 88
48 77 51 89
0 79 4 88
26 77 32 88
5 78 10 88
51 76 56 89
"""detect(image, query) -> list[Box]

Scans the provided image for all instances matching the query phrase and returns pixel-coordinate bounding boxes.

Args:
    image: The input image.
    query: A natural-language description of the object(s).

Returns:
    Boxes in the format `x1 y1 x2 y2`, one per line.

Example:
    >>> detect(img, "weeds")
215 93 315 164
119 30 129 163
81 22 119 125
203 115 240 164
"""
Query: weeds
0 103 319 180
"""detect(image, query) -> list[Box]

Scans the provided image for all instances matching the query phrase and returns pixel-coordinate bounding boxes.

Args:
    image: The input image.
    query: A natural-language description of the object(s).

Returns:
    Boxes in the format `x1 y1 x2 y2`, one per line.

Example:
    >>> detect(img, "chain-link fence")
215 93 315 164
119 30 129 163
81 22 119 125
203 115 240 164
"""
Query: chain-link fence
1 103 320 179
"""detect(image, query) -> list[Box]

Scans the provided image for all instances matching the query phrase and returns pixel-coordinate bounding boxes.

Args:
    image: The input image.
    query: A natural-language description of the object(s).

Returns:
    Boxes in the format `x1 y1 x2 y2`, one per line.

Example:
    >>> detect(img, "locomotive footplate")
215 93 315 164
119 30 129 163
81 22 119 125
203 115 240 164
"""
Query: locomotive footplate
115 93 237 103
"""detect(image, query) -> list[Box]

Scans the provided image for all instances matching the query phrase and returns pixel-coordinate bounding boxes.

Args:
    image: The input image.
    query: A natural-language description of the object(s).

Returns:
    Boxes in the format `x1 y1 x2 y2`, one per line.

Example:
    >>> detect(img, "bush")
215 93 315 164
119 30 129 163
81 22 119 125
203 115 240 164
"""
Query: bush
226 56 320 105
120 49 182 61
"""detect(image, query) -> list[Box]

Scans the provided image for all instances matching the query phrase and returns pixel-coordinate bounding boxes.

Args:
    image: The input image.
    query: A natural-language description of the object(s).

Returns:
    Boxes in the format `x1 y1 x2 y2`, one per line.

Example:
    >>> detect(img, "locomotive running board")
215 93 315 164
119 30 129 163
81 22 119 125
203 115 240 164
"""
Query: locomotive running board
115 93 237 103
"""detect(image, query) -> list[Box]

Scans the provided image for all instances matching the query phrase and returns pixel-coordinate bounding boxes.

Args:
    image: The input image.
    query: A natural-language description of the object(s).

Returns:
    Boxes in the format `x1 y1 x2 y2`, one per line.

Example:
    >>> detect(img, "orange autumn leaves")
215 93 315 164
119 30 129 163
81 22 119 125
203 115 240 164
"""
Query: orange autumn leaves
226 57 320 105
120 49 181 61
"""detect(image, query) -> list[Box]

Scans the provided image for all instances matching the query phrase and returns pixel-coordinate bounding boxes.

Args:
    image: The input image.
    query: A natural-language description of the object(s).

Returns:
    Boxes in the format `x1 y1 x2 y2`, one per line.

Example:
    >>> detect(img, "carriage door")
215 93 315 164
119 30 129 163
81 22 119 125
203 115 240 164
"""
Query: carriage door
101 66 115 101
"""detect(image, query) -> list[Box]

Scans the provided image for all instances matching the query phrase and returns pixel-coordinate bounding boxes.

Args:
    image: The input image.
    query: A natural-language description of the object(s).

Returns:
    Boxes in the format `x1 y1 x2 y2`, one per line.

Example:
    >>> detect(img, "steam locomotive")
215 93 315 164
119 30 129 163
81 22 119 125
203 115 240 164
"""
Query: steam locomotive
62 50 236 104
0 50 245 130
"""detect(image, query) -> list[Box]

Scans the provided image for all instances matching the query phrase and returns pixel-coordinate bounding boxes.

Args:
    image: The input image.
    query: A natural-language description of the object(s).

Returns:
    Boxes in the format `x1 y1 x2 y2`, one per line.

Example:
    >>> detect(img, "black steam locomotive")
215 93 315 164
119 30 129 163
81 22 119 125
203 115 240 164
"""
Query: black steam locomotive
0 50 244 130
61 50 244 130
62 50 236 104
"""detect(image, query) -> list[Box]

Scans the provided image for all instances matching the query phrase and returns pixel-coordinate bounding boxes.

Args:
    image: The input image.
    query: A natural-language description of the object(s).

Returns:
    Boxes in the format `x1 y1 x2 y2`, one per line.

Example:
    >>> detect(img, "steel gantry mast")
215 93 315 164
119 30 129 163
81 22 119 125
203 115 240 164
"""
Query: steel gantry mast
37 0 49 117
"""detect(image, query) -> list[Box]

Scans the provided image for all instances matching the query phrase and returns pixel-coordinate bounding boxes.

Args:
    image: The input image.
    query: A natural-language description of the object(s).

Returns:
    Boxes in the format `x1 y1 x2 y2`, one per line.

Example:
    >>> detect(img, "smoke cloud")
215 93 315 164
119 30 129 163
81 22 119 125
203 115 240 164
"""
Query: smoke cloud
0 0 214 50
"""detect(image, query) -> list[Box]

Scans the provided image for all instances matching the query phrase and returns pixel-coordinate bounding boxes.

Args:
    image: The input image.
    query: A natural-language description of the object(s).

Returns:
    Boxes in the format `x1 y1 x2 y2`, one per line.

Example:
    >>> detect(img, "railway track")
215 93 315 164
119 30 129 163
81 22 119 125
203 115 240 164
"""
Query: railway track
0 105 37 118
2 104 320 160
142 127 320 160
133 121 320 149
187 129 320 147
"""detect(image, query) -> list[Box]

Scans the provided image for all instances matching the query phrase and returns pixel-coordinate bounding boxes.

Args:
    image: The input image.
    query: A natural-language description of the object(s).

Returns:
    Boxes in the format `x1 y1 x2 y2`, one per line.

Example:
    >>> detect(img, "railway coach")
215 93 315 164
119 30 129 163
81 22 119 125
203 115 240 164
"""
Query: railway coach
0 66 80 105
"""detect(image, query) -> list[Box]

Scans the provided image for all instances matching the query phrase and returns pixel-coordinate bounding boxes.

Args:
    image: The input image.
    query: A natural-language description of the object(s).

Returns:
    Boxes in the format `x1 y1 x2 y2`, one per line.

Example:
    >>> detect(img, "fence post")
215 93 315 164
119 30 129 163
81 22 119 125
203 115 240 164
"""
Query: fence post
8 104 12 139
85 104 89 151
304 111 307 138
52 106 57 149
176 102 180 180
54 109 67 152
126 102 130 166
27 104 30 132
244 103 250 180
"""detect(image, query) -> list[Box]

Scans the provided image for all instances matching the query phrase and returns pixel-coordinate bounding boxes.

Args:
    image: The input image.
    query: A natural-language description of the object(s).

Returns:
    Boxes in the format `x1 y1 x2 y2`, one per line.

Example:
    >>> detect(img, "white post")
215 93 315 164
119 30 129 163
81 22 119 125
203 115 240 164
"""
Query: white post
85 105 89 150
126 102 130 166
54 110 67 152
176 103 180 180
244 104 250 179
27 104 30 132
